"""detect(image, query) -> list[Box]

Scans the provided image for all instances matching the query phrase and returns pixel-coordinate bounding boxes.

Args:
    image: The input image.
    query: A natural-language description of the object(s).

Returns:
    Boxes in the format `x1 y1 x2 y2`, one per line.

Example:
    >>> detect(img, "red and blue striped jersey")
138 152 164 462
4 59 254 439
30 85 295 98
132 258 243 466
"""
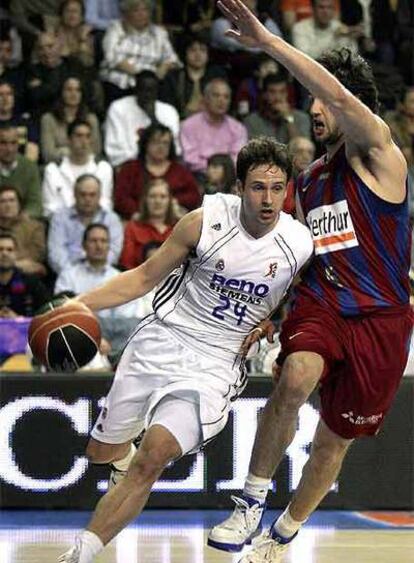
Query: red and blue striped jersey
297 145 411 316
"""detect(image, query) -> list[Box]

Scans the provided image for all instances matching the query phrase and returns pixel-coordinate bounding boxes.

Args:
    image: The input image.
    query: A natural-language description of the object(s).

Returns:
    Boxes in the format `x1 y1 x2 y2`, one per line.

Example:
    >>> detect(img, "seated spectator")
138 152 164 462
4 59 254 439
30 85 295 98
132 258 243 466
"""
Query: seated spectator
0 32 26 108
54 0 95 68
234 54 280 118
160 33 227 119
284 136 316 214
48 174 123 274
40 76 101 163
0 186 46 276
180 77 248 175
100 0 181 104
42 120 113 216
292 0 361 60
0 80 39 161
26 31 82 117
201 153 237 195
105 70 180 167
0 233 49 318
280 0 314 34
85 0 120 31
0 19 22 68
0 124 42 217
120 178 178 269
211 0 282 52
385 87 414 177
244 73 311 143
54 223 137 356
115 123 200 220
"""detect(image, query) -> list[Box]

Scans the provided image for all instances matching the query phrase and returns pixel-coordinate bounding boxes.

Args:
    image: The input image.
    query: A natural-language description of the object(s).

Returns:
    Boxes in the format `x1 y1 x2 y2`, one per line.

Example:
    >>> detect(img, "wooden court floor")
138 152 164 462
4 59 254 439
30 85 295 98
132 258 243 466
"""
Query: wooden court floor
1 511 413 563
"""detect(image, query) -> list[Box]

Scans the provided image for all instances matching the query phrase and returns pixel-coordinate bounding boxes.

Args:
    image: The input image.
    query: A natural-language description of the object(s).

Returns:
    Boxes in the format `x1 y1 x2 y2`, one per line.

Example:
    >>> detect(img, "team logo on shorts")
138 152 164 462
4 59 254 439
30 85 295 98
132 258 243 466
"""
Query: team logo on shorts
215 259 225 271
265 262 278 278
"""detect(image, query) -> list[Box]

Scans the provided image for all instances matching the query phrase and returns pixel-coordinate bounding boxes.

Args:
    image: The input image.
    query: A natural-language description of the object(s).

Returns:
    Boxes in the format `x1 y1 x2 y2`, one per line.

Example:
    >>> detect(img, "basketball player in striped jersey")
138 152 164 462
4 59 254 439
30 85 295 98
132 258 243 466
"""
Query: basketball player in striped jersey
208 2 413 562
58 137 313 563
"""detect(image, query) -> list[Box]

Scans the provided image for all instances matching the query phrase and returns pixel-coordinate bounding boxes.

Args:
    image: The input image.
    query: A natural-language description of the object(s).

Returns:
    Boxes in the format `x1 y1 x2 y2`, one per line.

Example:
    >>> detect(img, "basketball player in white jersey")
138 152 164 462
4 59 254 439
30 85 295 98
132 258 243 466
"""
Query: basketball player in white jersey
58 137 313 563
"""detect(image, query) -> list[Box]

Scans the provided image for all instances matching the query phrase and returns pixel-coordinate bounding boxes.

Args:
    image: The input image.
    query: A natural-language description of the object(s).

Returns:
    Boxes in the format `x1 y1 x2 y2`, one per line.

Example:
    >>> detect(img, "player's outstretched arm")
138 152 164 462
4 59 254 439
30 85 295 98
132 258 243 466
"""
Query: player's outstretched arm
217 1 405 165
74 209 203 312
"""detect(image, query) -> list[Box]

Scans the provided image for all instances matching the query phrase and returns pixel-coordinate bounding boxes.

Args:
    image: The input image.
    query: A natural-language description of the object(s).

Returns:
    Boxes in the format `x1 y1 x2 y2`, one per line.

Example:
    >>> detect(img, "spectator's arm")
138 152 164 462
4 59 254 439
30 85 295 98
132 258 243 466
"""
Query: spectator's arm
104 106 134 166
48 213 70 274
40 114 68 163
41 165 59 217
119 223 141 270
107 213 124 265
89 114 102 157
97 162 114 210
101 22 129 69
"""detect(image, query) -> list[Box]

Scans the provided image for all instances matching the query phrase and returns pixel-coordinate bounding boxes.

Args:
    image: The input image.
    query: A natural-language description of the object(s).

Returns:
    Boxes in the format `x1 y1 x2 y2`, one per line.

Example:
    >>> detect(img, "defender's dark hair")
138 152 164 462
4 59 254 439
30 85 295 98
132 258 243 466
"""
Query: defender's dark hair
317 48 379 113
82 223 109 244
237 137 292 186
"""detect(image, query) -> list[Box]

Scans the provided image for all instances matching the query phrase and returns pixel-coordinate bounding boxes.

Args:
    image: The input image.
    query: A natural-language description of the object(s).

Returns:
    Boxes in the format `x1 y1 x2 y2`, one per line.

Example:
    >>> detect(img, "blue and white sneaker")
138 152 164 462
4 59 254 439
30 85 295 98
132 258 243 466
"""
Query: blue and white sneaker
207 495 266 552
238 526 298 562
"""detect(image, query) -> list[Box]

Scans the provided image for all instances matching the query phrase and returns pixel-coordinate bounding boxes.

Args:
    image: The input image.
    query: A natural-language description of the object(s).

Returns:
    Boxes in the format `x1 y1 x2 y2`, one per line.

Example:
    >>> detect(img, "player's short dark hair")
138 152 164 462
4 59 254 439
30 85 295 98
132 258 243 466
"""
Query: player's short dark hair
236 137 292 186
82 223 109 244
317 48 379 113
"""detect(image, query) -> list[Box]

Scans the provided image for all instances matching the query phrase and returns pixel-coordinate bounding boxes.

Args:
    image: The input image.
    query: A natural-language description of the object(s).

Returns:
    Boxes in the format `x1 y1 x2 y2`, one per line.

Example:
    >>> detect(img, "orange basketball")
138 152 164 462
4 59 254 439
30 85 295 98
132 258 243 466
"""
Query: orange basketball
29 302 101 371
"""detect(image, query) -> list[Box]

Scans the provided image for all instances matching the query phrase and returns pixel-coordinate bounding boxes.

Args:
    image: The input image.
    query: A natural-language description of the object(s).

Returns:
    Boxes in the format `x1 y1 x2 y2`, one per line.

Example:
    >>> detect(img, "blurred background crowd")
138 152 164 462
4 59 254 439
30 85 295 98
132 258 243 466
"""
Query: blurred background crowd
0 0 412 370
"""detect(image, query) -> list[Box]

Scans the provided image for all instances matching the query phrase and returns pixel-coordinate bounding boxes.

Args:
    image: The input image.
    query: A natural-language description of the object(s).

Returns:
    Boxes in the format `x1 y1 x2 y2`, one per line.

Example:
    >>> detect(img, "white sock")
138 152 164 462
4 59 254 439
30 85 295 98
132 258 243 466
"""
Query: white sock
77 530 104 563
112 444 136 472
273 506 307 539
243 473 271 504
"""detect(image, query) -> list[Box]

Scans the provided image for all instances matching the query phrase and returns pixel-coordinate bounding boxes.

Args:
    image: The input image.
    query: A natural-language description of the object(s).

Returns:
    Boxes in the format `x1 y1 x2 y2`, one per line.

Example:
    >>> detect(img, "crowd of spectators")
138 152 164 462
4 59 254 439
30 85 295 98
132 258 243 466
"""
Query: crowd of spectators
0 0 412 369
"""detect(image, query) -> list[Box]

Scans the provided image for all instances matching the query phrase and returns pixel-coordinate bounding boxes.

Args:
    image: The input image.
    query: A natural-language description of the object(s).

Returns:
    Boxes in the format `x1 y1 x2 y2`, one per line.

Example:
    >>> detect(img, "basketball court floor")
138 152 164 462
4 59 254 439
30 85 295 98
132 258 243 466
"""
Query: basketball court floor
1 510 413 563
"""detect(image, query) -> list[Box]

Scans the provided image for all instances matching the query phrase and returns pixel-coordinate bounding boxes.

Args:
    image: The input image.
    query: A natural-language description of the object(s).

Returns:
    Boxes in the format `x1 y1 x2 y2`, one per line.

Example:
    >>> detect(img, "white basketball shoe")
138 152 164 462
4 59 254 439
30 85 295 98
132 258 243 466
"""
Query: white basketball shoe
238 527 298 562
207 495 266 552
58 537 81 562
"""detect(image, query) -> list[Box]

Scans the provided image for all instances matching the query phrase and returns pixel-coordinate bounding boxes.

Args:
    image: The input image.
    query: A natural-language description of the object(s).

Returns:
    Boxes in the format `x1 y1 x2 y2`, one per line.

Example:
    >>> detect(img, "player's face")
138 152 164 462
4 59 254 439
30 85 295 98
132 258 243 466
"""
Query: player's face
310 97 342 146
240 164 287 233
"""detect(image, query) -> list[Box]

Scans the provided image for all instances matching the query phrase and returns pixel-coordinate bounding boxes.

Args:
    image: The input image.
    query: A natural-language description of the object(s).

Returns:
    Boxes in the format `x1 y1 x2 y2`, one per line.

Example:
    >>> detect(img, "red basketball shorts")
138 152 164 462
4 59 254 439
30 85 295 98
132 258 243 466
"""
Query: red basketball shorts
278 293 413 439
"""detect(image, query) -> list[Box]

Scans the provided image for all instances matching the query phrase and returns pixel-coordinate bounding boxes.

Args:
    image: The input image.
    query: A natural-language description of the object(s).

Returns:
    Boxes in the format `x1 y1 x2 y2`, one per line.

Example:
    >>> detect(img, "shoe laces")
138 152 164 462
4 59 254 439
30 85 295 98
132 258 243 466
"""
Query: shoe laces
221 495 263 533
242 536 289 563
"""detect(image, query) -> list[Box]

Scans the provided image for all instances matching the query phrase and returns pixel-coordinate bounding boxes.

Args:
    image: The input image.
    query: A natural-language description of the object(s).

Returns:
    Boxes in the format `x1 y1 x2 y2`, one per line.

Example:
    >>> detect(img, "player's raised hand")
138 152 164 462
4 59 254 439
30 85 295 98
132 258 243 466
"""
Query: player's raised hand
239 318 276 358
217 0 271 50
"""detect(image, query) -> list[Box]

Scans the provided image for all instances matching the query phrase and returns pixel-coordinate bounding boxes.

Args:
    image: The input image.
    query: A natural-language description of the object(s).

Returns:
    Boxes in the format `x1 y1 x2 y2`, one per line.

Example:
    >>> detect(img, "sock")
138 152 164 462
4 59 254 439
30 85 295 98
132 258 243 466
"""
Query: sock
243 473 271 504
77 530 104 563
112 443 136 472
273 506 307 539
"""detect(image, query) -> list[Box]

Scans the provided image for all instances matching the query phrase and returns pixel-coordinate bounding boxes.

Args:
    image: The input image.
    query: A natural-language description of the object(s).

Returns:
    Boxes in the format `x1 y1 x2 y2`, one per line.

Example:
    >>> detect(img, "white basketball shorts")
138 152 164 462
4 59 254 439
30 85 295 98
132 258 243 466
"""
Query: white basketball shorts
91 315 245 455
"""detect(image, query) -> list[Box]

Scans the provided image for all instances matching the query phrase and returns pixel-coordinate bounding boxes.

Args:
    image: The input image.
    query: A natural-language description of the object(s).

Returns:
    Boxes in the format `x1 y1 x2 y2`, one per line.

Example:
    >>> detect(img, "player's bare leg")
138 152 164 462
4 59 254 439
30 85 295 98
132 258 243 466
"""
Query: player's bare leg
59 425 181 562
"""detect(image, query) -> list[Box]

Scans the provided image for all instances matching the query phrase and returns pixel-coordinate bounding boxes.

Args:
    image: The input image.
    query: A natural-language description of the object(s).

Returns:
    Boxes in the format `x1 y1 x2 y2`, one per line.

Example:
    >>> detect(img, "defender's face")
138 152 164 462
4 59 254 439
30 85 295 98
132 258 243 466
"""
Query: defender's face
240 164 287 228
310 97 342 146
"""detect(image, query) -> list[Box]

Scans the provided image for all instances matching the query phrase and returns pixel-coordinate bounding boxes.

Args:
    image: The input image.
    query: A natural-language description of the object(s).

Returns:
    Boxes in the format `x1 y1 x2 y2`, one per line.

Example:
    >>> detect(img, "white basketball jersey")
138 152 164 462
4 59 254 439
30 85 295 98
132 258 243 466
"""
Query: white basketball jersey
153 193 313 363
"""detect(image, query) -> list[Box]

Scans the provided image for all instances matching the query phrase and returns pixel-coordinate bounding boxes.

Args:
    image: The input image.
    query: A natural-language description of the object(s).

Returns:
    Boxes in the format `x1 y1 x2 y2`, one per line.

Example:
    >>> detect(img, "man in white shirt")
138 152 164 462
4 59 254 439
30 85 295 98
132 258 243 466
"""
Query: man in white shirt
42 120 113 216
292 0 361 60
104 70 180 167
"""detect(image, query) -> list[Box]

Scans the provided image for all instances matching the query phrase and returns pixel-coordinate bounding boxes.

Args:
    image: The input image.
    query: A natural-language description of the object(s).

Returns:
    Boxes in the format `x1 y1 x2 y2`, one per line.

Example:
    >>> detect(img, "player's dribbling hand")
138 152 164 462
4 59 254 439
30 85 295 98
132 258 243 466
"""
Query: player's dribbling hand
239 319 276 358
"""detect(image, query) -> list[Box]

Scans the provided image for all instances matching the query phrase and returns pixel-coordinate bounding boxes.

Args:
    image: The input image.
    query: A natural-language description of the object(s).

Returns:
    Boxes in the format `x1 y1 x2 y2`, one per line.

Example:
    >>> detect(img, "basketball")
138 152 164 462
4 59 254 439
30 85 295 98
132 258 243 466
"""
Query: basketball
28 302 101 371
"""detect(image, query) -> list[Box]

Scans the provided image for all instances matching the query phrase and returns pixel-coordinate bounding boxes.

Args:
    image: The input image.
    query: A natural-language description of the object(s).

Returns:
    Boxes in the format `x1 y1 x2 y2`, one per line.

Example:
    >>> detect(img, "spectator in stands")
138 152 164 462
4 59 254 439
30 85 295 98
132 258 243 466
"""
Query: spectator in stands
0 32 26 107
26 32 77 116
48 174 123 274
85 0 120 31
201 153 237 195
100 0 181 104
234 54 280 118
180 77 248 176
211 0 282 52
115 123 200 220
105 70 180 167
292 0 361 59
9 0 61 39
120 178 177 269
40 76 101 163
0 233 49 318
385 87 414 177
156 0 216 40
54 0 95 68
42 120 113 216
160 34 227 119
280 0 314 34
284 136 316 214
244 73 311 143
0 186 46 276
0 125 41 217
54 223 137 356
0 80 39 161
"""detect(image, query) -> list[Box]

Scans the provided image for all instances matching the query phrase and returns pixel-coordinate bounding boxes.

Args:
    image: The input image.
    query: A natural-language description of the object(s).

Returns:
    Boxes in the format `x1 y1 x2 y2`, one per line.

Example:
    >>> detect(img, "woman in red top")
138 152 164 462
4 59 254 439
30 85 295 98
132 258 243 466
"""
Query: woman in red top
114 123 201 220
120 178 178 269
